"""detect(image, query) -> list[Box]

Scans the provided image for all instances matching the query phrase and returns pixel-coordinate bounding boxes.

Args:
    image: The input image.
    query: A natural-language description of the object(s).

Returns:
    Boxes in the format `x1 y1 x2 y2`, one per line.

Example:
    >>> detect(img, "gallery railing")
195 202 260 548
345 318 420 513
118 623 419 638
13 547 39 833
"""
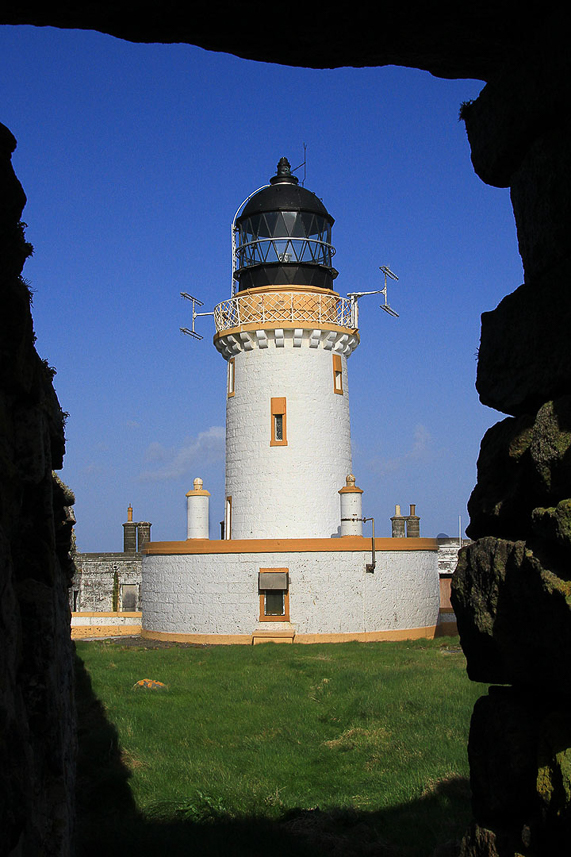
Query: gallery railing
214 290 355 333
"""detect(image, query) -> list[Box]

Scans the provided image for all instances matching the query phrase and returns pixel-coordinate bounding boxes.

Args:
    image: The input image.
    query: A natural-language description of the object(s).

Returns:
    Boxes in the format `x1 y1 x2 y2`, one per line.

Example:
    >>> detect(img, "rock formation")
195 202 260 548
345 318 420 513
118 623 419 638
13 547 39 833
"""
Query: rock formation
1 4 569 855
451 10 571 852
0 123 76 855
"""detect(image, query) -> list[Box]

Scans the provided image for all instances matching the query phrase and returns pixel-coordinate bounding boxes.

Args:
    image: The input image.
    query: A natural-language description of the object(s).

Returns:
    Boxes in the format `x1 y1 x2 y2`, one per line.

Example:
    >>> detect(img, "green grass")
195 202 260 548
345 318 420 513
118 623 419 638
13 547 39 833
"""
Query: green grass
75 637 486 856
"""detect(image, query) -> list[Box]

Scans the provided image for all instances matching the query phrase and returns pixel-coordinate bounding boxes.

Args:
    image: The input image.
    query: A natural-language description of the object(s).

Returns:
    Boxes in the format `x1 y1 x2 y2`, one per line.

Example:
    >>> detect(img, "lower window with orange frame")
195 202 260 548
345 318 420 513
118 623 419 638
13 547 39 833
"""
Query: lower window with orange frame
258 569 289 621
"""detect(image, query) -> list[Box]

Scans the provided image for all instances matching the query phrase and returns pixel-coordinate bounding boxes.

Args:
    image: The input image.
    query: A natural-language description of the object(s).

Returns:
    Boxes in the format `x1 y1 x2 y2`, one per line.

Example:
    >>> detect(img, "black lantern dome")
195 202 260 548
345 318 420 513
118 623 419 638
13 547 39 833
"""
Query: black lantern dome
234 157 337 292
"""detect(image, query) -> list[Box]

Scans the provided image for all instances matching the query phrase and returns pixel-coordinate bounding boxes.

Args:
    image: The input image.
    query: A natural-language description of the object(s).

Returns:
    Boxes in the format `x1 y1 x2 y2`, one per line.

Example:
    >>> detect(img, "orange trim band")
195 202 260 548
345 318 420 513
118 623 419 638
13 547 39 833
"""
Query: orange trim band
71 625 142 639
139 626 440 645
294 626 439 643
144 537 438 555
237 285 341 297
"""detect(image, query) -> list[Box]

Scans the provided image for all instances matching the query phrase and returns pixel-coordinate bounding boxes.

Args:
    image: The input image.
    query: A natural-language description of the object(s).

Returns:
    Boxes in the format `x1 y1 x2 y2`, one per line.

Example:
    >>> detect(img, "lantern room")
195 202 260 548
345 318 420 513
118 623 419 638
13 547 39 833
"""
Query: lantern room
234 157 338 292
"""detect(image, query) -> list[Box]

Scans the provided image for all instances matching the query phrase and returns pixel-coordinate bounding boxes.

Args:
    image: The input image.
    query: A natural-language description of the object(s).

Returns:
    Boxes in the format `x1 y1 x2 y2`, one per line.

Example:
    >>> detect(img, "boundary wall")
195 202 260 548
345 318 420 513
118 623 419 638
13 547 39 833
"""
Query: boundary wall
71 612 142 639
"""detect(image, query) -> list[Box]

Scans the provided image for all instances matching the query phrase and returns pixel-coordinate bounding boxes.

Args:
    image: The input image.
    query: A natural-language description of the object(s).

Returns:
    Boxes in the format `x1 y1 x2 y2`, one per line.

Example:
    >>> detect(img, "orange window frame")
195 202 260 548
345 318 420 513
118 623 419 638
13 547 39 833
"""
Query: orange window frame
258 568 290 622
270 397 287 446
333 353 343 394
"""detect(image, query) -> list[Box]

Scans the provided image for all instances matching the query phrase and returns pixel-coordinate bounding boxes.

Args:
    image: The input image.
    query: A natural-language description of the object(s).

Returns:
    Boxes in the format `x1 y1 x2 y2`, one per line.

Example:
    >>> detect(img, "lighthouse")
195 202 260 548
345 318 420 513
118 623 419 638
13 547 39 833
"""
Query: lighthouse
141 158 440 646
214 157 359 539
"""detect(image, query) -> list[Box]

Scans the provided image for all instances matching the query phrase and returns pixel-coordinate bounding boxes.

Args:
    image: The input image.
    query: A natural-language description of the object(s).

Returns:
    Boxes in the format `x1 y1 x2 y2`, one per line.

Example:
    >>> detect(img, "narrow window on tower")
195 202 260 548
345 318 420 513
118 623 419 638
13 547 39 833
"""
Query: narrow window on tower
258 569 289 621
275 414 283 441
225 496 232 539
270 397 287 446
227 358 235 397
333 353 343 394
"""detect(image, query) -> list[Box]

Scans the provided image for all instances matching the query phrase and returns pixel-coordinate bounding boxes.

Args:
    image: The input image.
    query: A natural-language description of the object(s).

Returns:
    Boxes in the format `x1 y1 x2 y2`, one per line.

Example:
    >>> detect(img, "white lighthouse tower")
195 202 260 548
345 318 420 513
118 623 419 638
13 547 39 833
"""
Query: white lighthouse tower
215 157 359 539
141 158 440 646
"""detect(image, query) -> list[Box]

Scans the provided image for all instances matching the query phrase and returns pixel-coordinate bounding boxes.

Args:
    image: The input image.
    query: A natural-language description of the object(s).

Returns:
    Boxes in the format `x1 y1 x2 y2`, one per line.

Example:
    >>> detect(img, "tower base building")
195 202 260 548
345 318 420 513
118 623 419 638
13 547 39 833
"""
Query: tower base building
142 536 439 645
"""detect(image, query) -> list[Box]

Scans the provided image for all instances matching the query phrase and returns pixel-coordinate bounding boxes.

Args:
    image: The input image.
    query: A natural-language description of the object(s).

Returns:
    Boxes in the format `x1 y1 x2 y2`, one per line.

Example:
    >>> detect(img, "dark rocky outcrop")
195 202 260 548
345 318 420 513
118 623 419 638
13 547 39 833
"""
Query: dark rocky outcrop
1 3 571 856
466 396 571 541
0 4 558 80
451 10 571 849
454 536 571 692
0 123 75 857
475 265 571 417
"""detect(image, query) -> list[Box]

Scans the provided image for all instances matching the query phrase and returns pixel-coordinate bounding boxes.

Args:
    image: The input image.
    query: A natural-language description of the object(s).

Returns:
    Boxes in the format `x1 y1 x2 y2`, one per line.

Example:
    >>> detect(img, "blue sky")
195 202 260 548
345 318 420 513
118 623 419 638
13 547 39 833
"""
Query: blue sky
0 26 523 550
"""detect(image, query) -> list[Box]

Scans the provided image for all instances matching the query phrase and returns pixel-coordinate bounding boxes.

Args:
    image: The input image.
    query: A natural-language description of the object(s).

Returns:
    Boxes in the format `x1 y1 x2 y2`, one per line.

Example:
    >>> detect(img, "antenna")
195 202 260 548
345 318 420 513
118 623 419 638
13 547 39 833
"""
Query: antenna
379 265 399 317
180 292 214 341
346 265 400 325
292 142 307 186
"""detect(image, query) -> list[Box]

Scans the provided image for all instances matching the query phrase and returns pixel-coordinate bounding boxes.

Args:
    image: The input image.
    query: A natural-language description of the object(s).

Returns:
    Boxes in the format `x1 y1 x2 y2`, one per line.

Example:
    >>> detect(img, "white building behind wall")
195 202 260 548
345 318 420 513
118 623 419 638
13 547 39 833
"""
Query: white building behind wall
141 157 443 644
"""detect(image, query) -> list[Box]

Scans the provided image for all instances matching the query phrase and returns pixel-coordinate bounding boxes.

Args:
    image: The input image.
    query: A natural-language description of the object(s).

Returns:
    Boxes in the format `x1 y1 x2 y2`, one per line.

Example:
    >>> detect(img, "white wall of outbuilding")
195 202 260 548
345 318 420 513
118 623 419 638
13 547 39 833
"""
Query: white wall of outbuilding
142 547 439 639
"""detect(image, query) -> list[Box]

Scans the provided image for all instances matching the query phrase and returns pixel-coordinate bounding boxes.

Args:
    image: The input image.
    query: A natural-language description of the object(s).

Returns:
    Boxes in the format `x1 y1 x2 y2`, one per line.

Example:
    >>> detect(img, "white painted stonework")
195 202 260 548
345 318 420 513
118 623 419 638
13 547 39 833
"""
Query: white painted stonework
222 326 355 538
186 493 210 539
339 485 364 536
142 548 439 638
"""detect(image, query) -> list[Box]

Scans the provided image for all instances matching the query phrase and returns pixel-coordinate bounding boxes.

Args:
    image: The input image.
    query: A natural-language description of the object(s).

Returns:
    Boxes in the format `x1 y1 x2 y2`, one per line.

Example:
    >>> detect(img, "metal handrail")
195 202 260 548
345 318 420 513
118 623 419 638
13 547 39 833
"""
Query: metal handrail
213 290 356 334
236 235 334 262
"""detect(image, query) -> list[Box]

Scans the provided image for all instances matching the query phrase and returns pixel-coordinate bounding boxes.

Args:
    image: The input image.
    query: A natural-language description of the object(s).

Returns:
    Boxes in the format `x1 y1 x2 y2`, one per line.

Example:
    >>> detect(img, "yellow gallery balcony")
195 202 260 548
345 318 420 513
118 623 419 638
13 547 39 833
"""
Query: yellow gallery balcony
213 286 356 334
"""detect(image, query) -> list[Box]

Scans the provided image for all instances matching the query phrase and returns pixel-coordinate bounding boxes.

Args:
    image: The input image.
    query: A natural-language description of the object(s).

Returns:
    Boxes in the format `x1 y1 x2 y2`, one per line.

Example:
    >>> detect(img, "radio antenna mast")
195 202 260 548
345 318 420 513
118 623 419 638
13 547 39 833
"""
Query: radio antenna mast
379 266 399 317
180 292 214 341
292 142 307 186
347 265 400 325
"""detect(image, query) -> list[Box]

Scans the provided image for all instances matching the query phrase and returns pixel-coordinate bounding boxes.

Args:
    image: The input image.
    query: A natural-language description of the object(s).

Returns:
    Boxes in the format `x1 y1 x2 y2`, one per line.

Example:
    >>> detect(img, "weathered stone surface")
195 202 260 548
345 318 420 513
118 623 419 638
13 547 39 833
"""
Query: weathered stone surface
466 416 534 541
0 126 75 857
453 537 571 692
460 700 571 855
531 500 571 556
452 539 517 685
466 19 571 418
458 385 571 850
537 711 571 827
476 265 571 417
72 553 142 612
529 399 571 499
510 121 571 282
467 397 571 539
468 689 540 827
461 9 571 190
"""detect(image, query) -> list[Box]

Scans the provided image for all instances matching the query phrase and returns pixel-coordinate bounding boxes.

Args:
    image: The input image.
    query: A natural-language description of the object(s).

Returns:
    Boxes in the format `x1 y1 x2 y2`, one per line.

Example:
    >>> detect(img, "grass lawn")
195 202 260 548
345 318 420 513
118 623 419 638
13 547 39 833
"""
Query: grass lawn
75 637 485 857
